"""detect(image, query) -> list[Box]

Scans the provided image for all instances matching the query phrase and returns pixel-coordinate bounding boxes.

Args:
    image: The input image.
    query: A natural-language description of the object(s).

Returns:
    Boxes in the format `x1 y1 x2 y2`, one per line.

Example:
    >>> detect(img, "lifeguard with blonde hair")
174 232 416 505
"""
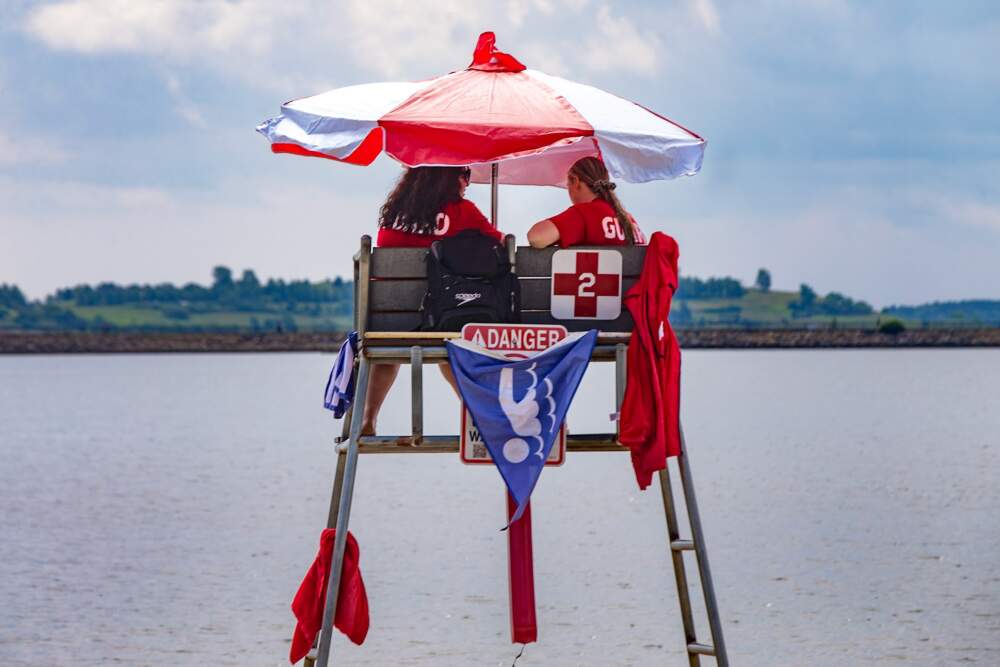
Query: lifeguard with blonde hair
527 157 644 248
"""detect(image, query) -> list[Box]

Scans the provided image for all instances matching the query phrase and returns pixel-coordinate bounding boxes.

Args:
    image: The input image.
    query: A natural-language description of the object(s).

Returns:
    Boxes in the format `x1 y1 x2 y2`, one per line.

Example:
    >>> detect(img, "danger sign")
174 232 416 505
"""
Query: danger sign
459 323 568 466
462 323 567 358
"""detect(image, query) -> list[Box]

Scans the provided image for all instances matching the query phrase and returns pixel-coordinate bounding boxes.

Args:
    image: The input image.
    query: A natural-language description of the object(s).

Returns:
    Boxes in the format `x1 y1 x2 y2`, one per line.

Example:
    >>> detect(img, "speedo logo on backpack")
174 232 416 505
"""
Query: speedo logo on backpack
421 230 521 331
454 292 481 306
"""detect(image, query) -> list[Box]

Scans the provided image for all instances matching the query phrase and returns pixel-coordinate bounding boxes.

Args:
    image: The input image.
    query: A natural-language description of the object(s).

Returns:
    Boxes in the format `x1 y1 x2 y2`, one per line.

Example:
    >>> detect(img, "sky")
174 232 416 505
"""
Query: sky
1 0 998 307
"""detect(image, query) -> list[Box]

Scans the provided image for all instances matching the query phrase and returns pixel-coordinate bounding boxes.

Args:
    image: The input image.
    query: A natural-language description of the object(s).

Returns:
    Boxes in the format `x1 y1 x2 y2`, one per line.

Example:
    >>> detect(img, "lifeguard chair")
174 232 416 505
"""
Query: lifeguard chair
309 235 729 667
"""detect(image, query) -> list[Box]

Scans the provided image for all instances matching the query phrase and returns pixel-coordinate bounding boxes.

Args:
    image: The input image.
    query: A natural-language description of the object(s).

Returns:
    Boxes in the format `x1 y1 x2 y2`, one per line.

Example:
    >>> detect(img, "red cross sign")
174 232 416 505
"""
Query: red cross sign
550 249 623 319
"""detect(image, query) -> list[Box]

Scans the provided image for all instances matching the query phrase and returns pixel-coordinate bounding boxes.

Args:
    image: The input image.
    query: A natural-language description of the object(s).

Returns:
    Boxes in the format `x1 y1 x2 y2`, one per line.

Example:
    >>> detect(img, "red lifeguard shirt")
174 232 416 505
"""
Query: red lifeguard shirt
376 199 503 247
549 199 645 247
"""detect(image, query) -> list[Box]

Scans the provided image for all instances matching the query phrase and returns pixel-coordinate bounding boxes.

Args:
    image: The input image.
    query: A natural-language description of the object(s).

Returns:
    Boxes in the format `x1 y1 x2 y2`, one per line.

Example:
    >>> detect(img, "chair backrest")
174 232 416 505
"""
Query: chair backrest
362 242 427 333
355 236 645 334
515 245 646 332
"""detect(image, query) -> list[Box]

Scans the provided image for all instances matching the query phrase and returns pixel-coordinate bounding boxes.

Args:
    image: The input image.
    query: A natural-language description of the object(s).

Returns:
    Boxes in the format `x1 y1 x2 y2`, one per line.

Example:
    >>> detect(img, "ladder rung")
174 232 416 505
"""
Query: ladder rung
670 539 695 552
687 642 715 656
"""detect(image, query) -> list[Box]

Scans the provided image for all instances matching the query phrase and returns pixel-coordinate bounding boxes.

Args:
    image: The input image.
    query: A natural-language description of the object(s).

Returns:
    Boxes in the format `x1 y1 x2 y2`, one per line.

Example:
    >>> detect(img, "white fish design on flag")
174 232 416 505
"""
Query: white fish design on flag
498 363 554 461
446 329 598 524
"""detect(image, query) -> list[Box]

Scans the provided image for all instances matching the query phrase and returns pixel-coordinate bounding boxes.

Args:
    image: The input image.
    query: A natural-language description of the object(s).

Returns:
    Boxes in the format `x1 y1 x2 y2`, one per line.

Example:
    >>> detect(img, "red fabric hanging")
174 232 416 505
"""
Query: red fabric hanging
469 31 527 72
619 232 682 489
507 493 537 645
289 529 369 664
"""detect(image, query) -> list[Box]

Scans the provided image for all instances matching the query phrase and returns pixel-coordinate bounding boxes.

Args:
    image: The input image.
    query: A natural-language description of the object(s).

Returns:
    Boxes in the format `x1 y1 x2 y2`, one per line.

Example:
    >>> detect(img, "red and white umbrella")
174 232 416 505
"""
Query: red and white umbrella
257 32 704 194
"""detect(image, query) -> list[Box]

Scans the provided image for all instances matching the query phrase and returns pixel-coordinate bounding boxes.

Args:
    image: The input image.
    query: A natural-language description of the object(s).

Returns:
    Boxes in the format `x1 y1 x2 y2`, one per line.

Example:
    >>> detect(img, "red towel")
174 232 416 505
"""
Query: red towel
620 232 682 489
290 529 369 664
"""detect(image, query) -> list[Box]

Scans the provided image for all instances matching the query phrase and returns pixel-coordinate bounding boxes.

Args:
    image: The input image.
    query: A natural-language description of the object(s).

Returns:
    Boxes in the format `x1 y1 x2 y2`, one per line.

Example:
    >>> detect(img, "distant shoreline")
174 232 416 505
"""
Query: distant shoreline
2 328 999 354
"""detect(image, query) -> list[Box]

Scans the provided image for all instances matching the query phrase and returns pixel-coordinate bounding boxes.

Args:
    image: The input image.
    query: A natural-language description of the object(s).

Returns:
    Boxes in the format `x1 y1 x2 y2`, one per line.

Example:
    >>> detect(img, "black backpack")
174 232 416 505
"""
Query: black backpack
420 230 521 331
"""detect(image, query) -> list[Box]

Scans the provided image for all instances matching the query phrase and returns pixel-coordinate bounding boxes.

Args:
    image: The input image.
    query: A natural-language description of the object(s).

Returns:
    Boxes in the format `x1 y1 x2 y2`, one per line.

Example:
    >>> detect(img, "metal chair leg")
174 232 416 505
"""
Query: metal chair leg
326 451 348 530
315 357 371 667
303 451 349 667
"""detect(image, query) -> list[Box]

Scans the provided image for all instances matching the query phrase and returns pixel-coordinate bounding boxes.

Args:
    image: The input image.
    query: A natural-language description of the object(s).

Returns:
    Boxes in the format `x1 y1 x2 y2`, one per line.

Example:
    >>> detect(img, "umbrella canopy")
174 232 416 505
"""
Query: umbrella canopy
257 33 705 187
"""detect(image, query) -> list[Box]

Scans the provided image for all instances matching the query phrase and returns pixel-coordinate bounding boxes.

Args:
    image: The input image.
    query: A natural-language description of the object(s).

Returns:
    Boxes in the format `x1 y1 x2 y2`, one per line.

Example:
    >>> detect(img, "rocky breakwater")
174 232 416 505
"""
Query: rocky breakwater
2 328 999 354
676 327 1000 348
0 331 347 354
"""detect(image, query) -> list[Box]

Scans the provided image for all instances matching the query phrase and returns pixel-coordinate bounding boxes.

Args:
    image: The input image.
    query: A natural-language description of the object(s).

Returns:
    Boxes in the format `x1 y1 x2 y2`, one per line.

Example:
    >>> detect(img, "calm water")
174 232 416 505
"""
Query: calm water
0 350 998 666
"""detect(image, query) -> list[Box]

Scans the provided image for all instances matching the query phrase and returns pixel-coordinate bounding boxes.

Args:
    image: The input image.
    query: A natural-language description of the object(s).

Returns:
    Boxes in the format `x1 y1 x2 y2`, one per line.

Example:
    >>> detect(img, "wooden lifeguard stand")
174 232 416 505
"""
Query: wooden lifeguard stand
308 235 729 667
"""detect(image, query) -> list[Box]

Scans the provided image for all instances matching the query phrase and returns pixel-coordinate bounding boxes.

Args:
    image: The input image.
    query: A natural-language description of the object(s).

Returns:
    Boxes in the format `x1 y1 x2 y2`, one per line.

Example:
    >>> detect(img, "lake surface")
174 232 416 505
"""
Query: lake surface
1 350 998 666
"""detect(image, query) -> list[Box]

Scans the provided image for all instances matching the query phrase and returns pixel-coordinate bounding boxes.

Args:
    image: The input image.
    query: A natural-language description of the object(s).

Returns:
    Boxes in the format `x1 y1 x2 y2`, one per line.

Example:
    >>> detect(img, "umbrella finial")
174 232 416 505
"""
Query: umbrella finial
469 31 526 73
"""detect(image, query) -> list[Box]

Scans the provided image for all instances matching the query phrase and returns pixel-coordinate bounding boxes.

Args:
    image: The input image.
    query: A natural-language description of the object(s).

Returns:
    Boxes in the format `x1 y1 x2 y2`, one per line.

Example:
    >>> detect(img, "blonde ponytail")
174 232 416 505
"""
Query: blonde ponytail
569 158 637 244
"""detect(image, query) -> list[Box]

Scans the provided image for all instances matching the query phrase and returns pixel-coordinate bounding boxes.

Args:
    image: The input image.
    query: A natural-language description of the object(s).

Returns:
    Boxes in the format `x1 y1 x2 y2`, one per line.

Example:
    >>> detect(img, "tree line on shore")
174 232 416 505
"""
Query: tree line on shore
51 267 349 307
0 266 353 332
1 265 997 332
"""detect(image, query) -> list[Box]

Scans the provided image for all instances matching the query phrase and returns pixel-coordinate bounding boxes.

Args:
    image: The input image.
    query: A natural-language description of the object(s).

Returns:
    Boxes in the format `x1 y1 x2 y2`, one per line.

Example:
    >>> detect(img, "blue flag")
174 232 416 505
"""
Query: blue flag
447 330 598 524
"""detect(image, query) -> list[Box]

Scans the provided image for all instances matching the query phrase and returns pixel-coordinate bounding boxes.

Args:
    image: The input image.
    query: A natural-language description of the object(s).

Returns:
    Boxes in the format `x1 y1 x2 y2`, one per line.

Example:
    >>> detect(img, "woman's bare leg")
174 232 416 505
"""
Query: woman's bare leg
361 363 400 436
438 363 460 396
362 363 457 435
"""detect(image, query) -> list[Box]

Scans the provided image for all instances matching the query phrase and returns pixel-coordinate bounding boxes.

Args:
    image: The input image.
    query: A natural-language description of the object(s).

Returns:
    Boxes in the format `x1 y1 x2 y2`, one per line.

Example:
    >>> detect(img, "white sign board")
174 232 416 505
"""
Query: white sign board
459 323 568 466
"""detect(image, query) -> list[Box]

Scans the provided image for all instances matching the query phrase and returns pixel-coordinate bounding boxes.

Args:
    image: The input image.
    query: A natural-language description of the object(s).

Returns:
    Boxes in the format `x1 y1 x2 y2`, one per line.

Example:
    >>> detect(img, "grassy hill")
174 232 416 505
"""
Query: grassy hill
0 270 353 333
56 302 352 332
1 301 353 333
674 289 883 328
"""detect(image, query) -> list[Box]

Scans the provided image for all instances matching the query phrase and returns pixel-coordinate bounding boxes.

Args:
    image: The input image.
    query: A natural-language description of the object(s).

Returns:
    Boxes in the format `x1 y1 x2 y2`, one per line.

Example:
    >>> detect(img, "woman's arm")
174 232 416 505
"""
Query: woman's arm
527 220 560 248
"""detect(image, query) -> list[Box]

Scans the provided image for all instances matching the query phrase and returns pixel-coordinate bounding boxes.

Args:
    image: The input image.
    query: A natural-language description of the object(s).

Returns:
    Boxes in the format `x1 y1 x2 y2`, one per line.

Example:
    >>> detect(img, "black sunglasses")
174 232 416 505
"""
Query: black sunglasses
461 168 472 182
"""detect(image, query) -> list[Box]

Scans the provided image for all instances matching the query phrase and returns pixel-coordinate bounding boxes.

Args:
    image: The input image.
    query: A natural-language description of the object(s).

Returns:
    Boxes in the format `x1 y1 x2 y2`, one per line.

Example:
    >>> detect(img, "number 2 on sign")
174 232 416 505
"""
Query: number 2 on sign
577 272 596 297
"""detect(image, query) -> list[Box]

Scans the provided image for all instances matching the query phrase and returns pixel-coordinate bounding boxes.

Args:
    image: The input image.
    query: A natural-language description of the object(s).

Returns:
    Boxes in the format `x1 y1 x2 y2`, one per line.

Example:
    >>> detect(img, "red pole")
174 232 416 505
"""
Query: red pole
507 493 537 644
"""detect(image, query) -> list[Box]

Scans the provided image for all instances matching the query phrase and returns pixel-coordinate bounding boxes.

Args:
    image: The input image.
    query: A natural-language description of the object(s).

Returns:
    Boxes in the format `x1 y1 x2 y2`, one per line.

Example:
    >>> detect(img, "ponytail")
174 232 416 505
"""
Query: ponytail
569 157 637 244
590 180 636 244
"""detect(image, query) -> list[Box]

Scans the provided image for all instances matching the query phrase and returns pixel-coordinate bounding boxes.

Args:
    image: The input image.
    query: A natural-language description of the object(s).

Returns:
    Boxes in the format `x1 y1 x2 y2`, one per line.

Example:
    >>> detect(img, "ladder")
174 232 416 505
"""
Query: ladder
304 337 728 667
658 425 729 666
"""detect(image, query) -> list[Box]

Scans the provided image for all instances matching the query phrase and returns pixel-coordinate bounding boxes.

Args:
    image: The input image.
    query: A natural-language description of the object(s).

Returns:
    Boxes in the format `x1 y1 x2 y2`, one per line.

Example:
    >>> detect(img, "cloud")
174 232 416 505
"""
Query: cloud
21 0 320 94
21 0 669 92
343 0 487 77
0 174 373 299
690 0 721 35
0 177 173 213
22 0 488 80
580 6 661 75
517 44 570 75
163 72 207 129
0 132 70 166
916 194 1000 233
23 0 275 57
954 201 1000 232
8 1 1000 307
507 0 556 27
648 190 1000 307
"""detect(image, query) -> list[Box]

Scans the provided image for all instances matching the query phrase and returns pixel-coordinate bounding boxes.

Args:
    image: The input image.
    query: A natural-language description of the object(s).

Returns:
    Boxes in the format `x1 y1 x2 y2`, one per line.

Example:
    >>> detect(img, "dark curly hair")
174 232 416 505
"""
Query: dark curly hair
378 166 471 235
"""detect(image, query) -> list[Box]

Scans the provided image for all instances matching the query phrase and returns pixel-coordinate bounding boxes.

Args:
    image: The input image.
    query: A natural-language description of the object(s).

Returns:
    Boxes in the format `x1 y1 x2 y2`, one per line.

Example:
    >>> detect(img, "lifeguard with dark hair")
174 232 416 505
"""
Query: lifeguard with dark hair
527 157 644 248
364 165 499 435
377 166 502 247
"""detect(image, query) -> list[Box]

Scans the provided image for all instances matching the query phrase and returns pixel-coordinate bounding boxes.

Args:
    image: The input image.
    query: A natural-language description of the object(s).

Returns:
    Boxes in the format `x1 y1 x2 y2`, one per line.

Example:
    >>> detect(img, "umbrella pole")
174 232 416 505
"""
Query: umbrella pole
490 162 499 227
